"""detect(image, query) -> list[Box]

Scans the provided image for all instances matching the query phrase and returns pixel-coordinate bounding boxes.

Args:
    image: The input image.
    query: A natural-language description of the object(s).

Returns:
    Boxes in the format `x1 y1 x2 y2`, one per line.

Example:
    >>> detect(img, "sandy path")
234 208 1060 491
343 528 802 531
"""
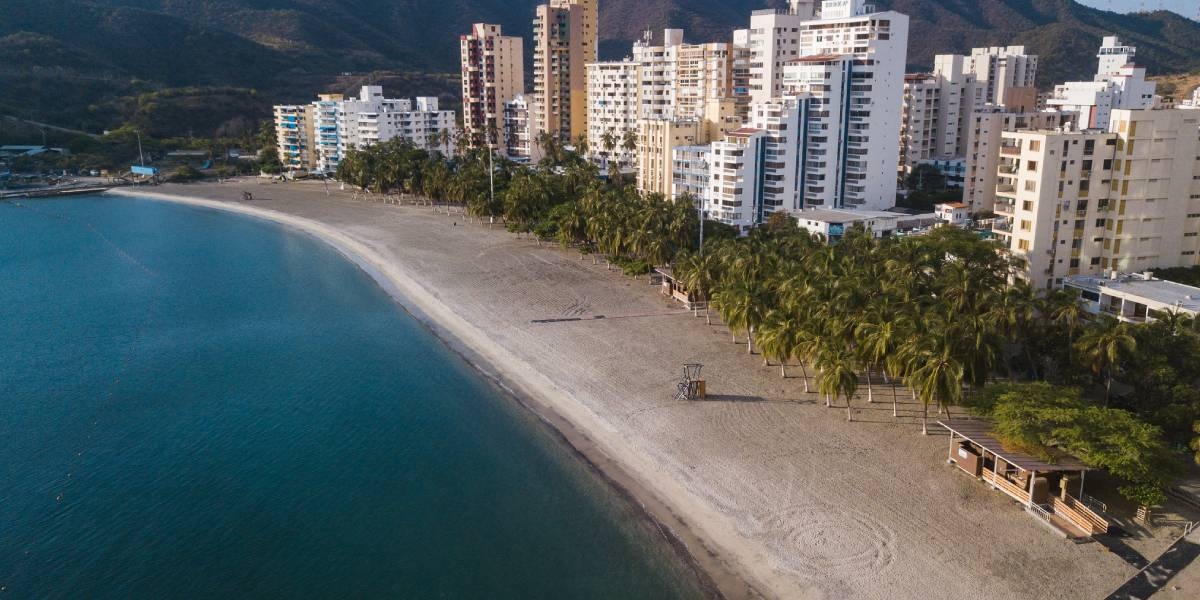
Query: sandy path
110 181 1135 600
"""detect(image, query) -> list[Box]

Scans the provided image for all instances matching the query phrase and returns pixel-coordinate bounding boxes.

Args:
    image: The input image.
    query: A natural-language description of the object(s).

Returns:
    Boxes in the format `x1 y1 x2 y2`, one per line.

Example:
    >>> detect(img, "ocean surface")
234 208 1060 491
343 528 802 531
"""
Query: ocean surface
0 195 703 599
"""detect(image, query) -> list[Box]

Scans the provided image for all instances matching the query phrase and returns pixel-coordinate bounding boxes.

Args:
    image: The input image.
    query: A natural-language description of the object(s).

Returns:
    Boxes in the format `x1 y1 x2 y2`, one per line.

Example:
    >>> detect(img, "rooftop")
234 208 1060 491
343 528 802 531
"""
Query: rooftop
789 53 848 64
1065 274 1200 312
797 208 901 223
939 419 1089 473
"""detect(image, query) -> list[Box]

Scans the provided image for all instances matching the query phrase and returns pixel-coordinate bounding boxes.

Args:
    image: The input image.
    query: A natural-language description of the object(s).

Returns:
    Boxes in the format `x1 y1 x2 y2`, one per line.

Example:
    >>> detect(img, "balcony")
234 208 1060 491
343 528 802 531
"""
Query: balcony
996 183 1016 194
994 202 1014 215
1000 145 1021 156
999 164 1018 175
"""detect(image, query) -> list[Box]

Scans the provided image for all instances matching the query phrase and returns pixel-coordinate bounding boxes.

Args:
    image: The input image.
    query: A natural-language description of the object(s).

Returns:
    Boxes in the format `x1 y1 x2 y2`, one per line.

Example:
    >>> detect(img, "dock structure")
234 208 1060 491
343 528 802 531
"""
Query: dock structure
940 419 1111 539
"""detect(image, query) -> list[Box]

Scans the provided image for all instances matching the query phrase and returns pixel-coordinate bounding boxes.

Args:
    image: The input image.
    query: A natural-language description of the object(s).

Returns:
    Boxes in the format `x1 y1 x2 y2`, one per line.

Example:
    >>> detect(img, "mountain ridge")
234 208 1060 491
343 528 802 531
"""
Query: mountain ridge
2 0 1198 136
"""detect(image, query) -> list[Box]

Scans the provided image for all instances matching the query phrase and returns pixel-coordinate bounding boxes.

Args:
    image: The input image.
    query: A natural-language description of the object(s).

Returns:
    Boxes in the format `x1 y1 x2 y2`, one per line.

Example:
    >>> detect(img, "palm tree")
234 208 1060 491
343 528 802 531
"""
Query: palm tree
1048 289 1085 348
757 309 804 377
621 129 638 167
675 251 720 322
856 307 898 412
816 345 860 421
711 276 768 353
898 315 965 434
601 129 618 169
1075 315 1136 406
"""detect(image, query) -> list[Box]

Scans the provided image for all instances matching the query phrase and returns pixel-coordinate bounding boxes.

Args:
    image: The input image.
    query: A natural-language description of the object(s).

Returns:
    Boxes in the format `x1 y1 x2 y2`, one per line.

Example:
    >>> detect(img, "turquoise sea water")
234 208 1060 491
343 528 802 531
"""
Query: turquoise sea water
0 195 702 598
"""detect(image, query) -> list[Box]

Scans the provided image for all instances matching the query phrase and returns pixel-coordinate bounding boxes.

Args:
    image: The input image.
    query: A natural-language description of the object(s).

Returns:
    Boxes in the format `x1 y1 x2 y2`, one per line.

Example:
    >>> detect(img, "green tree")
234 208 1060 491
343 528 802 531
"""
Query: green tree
1075 316 1137 406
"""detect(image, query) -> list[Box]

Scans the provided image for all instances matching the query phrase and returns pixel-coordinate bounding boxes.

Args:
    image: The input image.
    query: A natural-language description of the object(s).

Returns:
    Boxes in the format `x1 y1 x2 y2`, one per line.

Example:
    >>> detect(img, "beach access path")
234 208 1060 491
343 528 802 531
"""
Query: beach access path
114 180 1142 600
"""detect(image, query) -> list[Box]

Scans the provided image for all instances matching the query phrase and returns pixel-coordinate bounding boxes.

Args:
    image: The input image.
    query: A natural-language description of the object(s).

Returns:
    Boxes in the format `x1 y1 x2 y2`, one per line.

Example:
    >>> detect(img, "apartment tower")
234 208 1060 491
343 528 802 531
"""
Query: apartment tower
460 23 524 151
990 108 1200 289
532 0 597 144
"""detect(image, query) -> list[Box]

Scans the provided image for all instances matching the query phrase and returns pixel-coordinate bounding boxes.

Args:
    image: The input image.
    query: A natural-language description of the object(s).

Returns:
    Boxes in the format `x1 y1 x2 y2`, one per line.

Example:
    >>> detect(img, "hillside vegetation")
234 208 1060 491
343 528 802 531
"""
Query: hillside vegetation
2 0 1198 138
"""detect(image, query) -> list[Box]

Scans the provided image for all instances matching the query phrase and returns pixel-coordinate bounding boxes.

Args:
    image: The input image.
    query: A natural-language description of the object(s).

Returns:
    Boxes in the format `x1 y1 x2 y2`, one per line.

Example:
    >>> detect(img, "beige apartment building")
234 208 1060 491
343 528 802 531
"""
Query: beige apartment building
273 104 317 171
532 0 597 144
460 23 524 151
635 101 742 196
636 119 702 196
991 108 1200 289
585 60 641 167
963 110 1073 212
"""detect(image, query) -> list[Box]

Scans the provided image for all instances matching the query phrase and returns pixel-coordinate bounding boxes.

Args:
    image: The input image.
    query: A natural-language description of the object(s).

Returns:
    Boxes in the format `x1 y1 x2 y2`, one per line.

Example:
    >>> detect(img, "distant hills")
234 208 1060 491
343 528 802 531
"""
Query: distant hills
2 0 1199 137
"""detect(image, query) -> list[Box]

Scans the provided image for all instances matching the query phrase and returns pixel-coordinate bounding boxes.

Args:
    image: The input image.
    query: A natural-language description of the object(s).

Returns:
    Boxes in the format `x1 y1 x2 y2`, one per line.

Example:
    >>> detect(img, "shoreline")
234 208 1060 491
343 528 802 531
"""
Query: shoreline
101 181 1154 600
108 187 763 599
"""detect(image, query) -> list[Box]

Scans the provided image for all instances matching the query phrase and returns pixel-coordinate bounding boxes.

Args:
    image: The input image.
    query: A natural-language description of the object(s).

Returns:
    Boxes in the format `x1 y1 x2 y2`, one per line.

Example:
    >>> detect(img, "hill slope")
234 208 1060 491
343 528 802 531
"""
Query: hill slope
2 0 1198 137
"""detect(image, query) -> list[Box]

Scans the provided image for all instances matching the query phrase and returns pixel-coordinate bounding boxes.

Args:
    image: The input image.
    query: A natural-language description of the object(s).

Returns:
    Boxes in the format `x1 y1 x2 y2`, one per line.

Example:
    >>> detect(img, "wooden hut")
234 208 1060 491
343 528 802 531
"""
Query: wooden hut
940 419 1110 538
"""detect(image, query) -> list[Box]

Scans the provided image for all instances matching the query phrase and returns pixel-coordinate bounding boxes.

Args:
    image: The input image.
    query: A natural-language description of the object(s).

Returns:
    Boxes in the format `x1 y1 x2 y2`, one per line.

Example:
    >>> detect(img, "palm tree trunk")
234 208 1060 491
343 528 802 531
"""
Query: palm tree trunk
780 363 787 378
921 401 929 435
746 326 754 354
1104 376 1112 407
892 381 898 418
866 369 873 403
800 362 810 393
825 392 831 408
846 394 853 422
705 307 711 326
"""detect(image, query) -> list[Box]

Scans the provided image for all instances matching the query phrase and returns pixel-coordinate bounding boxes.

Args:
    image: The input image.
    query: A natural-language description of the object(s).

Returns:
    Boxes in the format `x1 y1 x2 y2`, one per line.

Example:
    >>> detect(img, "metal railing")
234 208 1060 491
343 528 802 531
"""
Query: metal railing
1081 493 1108 514
1028 503 1053 524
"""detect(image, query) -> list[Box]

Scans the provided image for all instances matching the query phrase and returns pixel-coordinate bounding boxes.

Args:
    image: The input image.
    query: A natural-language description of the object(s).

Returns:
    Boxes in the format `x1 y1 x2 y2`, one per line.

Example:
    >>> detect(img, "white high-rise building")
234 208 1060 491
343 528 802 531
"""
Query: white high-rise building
585 60 641 167
744 3 816 104
630 29 747 122
781 0 910 209
898 45 1039 173
312 94 344 173
336 86 457 157
502 95 539 163
1046 36 1157 131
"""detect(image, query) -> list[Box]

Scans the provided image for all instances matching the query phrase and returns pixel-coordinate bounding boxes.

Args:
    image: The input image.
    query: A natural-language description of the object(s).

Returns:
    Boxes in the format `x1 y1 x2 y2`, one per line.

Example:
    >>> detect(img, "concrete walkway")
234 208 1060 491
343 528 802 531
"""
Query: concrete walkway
1105 525 1200 599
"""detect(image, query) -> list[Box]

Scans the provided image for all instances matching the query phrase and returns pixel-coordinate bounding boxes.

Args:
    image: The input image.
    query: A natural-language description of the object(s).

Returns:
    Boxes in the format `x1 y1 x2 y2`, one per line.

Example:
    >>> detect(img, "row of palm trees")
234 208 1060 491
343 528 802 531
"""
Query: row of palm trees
333 138 1167 440
672 223 1146 433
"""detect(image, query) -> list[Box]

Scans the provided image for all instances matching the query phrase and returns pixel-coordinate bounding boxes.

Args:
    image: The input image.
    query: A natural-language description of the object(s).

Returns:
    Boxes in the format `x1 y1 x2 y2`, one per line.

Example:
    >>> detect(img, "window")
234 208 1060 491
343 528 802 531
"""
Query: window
1017 239 1031 251
1030 140 1041 151
1019 220 1032 232
1027 161 1038 172
1025 180 1037 192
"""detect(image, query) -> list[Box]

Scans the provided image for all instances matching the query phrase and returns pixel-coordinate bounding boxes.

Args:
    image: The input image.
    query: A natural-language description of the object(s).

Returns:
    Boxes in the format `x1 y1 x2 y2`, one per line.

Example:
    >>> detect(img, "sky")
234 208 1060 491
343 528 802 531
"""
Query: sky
1077 0 1197 20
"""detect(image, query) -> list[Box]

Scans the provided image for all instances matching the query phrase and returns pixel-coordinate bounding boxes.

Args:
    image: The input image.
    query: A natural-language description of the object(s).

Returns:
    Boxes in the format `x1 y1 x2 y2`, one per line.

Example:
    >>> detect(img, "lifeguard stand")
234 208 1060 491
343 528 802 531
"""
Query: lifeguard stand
675 363 706 400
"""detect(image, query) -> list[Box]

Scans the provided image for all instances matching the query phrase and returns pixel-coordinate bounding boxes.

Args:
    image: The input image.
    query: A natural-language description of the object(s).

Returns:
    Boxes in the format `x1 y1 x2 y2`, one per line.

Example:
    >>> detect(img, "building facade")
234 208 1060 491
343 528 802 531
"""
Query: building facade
990 108 1200 289
337 87 457 157
460 23 524 151
532 0 597 144
585 59 641 168
962 109 1072 212
273 104 316 172
636 119 702 196
502 95 539 163
1046 37 1156 131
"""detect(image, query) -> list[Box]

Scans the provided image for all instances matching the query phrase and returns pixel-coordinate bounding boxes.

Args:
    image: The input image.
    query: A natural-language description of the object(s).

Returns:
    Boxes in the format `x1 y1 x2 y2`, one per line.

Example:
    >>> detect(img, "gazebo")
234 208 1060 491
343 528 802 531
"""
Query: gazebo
940 419 1110 538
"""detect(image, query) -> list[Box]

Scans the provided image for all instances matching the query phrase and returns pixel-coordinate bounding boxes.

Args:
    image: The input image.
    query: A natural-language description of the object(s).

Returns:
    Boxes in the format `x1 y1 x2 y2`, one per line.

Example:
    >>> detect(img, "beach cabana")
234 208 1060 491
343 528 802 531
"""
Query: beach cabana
653 267 706 310
939 419 1110 538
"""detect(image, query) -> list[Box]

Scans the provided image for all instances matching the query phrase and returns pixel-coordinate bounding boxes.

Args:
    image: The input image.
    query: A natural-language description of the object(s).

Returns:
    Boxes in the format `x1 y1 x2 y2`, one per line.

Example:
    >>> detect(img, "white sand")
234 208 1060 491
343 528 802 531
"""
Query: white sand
111 181 1142 599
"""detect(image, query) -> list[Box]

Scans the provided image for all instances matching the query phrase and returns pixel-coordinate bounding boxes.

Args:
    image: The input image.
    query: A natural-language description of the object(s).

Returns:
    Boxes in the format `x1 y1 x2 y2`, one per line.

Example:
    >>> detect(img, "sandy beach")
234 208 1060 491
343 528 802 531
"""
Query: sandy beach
108 180 1181 599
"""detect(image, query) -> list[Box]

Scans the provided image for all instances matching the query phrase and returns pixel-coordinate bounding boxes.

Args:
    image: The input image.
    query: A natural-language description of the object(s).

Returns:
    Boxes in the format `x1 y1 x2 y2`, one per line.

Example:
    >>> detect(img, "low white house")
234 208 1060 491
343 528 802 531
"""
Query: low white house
934 202 969 227
795 208 901 240
1064 273 1200 323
